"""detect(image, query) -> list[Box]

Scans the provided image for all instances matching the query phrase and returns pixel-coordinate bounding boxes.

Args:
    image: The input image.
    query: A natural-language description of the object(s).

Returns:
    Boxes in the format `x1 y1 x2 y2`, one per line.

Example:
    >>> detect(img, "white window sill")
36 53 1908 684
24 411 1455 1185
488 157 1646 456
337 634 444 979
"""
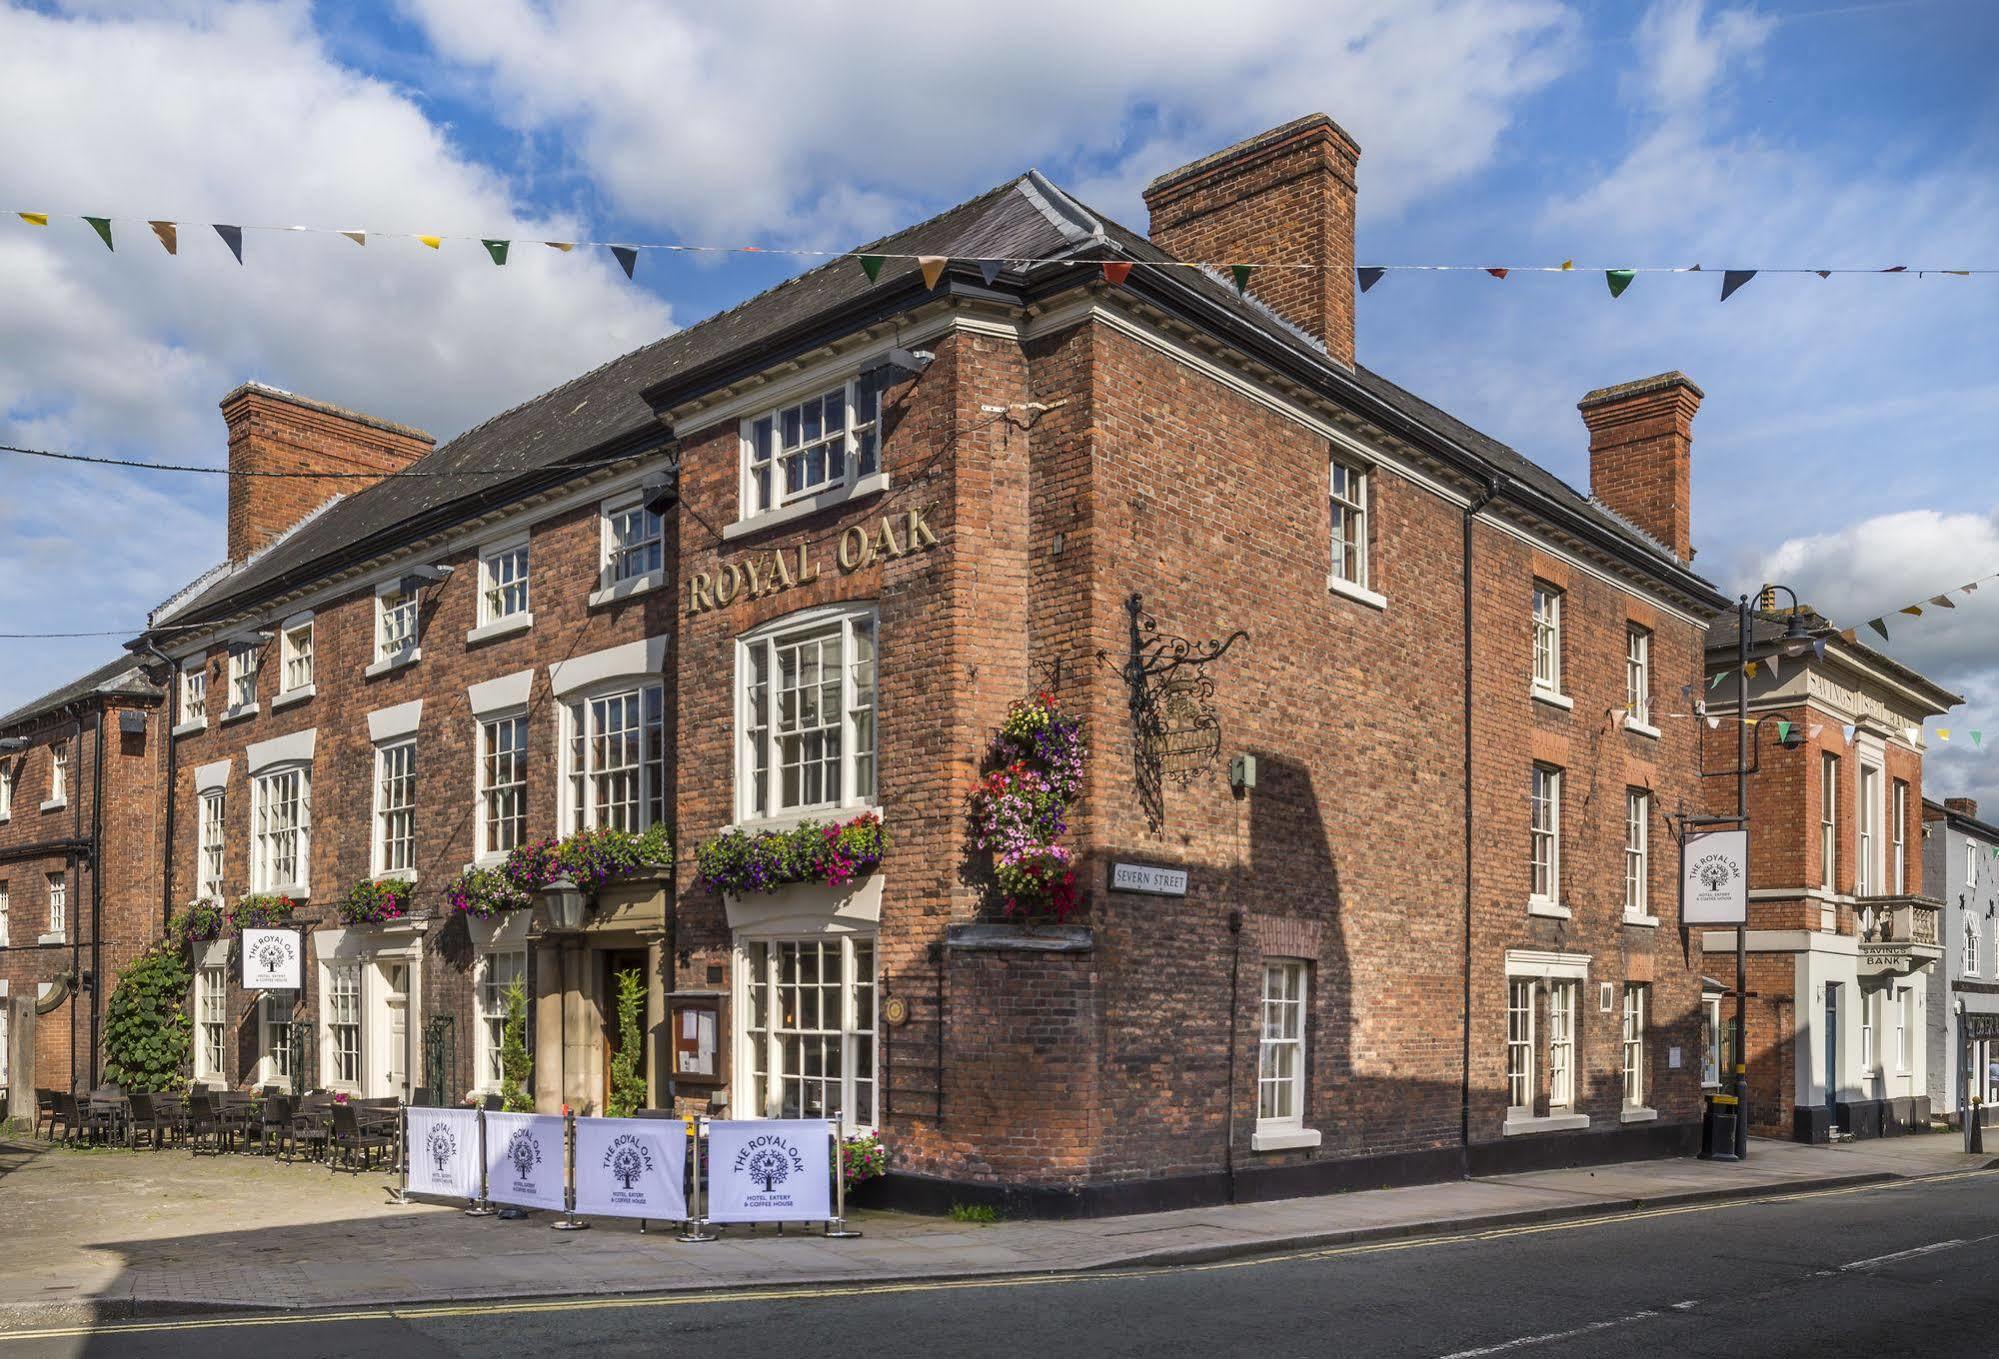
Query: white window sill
1528 898 1572 920
467 612 534 645
373 868 418 885
472 852 508 870
1326 574 1388 611
219 703 260 726
1624 717 1661 740
1623 913 1662 929
724 472 891 542
588 570 665 610
270 685 316 712
171 719 209 739
364 646 422 679
727 803 882 837
1620 1105 1660 1124
1503 1112 1590 1136
39 798 68 814
257 883 309 901
1531 687 1574 712
1250 1126 1322 1152
37 931 67 947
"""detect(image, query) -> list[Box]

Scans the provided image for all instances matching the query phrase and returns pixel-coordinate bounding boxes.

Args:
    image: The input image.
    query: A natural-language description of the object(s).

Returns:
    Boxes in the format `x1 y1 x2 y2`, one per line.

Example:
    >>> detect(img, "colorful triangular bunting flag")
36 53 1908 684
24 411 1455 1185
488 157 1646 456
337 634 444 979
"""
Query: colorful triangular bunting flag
148 221 177 255
418 235 443 250
1776 719 1793 742
1560 259 1574 271
1720 270 1756 301
83 216 114 251
1975 731 1985 749
979 259 1004 287
1868 618 1889 641
1931 594 1955 608
1816 270 1831 279
918 256 948 290
1356 267 1385 293
610 245 637 280
1813 637 1829 661
1231 263 1253 296
1745 660 1760 679
482 239 509 266
17 212 48 227
544 241 575 253
214 224 243 264
1766 654 1783 682
1938 728 1952 741
1843 724 1857 745
1486 267 1508 279
858 253 884 282
1900 605 1923 617
342 230 367 246
1710 672 1727 689
1810 723 1825 741
1102 261 1133 286
1605 269 1635 298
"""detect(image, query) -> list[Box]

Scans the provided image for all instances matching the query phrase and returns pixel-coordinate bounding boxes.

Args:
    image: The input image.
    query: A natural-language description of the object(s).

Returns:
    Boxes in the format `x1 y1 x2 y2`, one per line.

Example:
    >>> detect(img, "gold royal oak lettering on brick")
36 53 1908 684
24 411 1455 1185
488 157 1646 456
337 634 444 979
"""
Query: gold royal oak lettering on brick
684 506 940 616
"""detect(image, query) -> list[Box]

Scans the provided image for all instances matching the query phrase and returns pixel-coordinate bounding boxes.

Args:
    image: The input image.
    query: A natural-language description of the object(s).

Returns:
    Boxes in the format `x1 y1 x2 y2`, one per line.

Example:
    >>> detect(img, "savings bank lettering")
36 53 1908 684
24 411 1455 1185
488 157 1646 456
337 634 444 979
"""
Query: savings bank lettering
683 506 938 616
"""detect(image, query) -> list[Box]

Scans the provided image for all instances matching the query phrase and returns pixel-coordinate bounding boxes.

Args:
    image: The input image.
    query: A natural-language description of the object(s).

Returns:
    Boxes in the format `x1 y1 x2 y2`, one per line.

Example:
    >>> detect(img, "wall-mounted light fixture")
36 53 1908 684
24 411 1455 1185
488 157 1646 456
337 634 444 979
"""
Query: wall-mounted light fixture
399 563 453 596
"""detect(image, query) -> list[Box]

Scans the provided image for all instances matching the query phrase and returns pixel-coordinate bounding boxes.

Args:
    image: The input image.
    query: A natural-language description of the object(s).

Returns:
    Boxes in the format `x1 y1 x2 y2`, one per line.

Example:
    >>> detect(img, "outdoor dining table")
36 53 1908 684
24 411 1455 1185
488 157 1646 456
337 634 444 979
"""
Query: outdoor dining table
85 1090 131 1146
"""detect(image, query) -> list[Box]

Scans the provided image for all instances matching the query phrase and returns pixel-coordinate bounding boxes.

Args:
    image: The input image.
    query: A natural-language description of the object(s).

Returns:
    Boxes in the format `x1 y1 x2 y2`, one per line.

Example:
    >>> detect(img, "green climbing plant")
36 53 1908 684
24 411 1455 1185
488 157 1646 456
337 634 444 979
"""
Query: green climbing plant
499 978 534 1113
606 968 648 1118
103 942 193 1093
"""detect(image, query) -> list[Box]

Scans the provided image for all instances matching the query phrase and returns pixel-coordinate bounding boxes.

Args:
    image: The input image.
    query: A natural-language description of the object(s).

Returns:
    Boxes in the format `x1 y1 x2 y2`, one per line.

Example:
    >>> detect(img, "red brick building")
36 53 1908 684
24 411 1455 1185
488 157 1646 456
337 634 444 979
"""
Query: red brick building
0 658 166 1118
120 114 1731 1211
1702 608 1957 1142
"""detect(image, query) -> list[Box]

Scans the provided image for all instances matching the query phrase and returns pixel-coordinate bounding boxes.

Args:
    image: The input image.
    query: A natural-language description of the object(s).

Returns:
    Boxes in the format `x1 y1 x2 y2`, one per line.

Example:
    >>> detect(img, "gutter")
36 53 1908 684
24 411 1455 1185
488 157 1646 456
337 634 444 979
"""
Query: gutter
139 641 179 934
89 707 106 1088
1460 474 1501 1165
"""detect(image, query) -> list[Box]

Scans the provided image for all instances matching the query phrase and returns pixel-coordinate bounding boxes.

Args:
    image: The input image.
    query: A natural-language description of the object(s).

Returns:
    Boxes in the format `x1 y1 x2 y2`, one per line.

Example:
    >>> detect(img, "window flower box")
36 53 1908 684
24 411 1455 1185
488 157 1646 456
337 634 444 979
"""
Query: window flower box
229 892 301 931
338 877 412 927
172 898 225 947
694 812 885 898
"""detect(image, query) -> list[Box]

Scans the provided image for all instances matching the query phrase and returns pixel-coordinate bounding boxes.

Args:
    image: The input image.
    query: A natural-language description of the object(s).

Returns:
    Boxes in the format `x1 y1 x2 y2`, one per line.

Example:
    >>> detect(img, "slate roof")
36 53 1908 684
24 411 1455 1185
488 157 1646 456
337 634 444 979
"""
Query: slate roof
0 655 162 732
154 168 1717 633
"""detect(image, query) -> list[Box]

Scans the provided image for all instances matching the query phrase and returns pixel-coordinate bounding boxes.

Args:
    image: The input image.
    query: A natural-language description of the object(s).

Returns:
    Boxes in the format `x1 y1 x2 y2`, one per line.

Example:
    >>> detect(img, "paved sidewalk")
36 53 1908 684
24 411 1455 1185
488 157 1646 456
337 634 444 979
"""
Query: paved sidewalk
1 1131 1991 1330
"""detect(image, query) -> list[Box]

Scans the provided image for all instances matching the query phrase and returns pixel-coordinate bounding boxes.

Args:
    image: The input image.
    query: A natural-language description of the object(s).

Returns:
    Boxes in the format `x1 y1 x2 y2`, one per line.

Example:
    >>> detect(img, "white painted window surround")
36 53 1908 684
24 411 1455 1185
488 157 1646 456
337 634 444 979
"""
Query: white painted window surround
590 490 666 608
1503 951 1592 1136
1253 958 1319 1152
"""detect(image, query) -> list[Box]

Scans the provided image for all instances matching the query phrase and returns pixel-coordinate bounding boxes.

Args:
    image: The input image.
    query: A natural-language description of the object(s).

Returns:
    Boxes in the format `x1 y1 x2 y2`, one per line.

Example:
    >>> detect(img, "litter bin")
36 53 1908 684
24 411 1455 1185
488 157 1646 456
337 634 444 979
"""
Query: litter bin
1699 1093 1739 1161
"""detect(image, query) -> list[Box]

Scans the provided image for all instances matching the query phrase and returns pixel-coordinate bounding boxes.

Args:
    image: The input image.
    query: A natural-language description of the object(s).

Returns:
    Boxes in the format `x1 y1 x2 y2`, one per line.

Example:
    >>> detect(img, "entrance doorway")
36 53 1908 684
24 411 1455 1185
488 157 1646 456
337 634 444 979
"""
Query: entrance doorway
1824 981 1841 1131
384 962 409 1099
600 949 649 1114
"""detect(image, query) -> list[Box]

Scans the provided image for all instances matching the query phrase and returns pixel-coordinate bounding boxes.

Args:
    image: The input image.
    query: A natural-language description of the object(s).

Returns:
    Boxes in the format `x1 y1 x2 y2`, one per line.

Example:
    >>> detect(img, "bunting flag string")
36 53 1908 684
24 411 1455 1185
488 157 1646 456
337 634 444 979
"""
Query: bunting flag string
7 210 1992 291
1834 570 1999 646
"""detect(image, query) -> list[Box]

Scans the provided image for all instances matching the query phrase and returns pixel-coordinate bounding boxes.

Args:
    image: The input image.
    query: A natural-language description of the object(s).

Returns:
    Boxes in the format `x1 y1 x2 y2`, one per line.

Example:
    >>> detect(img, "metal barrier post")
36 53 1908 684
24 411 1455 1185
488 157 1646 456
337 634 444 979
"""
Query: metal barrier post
465 1108 496 1216
389 1102 412 1205
679 1116 717 1242
551 1108 590 1231
824 1119 860 1238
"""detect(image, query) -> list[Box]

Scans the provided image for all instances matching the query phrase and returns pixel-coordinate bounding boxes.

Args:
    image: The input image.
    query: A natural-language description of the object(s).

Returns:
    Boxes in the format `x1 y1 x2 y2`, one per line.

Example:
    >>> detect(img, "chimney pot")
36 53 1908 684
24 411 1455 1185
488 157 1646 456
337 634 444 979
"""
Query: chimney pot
1143 114 1362 366
1578 372 1703 562
220 383 433 562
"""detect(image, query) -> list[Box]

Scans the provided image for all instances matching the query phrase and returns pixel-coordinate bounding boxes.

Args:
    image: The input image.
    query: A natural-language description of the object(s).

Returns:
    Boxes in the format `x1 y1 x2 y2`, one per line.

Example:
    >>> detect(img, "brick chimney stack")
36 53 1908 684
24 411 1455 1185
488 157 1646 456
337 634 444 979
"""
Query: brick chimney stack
1947 797 1979 820
220 384 433 562
1577 372 1703 562
1144 114 1362 367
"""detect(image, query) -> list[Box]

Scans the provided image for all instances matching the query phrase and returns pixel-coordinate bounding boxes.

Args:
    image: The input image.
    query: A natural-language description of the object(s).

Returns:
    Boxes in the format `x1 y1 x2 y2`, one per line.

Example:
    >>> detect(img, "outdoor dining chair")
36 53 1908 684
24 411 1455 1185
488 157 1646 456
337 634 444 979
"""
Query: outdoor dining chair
127 1092 174 1150
49 1091 81 1145
252 1095 292 1156
83 1090 129 1148
186 1090 228 1154
288 1093 332 1162
329 1102 394 1173
34 1089 56 1140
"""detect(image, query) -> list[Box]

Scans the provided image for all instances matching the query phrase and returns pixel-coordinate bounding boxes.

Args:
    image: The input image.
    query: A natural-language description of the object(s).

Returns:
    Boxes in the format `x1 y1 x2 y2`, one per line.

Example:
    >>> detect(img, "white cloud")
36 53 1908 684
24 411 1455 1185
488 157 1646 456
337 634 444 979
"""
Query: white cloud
399 0 1579 240
0 0 672 712
1626 0 1774 112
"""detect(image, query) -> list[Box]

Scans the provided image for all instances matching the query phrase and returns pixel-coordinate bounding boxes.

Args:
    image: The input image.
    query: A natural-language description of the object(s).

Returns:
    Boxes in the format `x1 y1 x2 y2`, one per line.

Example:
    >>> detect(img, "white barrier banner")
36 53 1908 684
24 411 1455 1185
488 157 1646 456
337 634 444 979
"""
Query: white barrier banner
407 1107 482 1201
482 1111 567 1212
573 1117 688 1221
705 1119 833 1224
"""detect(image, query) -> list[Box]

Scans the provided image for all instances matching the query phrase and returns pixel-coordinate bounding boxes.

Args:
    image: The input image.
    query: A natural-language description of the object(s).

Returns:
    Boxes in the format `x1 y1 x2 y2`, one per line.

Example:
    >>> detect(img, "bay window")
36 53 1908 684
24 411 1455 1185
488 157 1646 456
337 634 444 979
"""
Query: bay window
737 605 877 824
260 992 293 1088
738 935 877 1130
1547 981 1577 1111
562 684 666 833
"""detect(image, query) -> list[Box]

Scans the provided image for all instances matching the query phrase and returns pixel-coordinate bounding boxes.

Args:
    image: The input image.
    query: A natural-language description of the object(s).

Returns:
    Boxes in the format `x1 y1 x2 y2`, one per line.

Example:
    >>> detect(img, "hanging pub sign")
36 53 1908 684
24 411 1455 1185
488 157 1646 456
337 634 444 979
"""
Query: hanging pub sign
1681 829 1749 925
482 1111 568 1212
408 1107 482 1201
240 928 302 990
573 1116 689 1221
705 1119 834 1224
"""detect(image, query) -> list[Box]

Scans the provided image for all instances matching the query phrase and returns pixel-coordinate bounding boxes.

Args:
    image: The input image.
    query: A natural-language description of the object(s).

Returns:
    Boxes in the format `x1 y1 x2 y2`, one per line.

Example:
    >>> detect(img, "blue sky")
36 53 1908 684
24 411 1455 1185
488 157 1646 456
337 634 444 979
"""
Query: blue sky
2 0 1996 798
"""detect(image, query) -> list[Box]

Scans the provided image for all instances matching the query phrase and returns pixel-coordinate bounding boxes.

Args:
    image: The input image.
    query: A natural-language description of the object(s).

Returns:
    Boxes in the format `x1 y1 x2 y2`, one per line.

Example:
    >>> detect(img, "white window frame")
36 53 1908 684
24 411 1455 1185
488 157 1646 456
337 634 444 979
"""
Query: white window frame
179 662 207 730
1624 789 1652 922
195 964 228 1084
1622 984 1648 1111
1701 994 1722 1089
0 764 11 820
1529 764 1564 914
594 491 667 603
325 961 363 1092
1328 459 1369 590
1506 978 1536 1115
560 682 667 835
0 880 10 947
735 933 879 1133
1256 960 1310 1137
476 713 529 863
1857 765 1879 896
1625 625 1653 729
1531 583 1563 697
474 534 533 637
257 991 293 1088
372 581 422 669
250 764 311 895
1861 989 1878 1073
1820 754 1839 890
226 643 260 715
48 740 69 805
1547 980 1577 1111
46 872 66 939
371 738 417 879
1896 985 1913 1074
1501 953 1590 1135
278 618 314 696
198 789 226 899
474 949 527 1093
1891 781 1907 894
1966 915 1981 980
739 372 886 523
735 603 878 827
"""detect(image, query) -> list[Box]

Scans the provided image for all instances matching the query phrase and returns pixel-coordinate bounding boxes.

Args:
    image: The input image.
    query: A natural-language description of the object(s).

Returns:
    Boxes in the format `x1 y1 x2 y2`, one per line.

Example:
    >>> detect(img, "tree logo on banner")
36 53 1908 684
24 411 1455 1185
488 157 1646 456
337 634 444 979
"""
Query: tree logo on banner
603 1133 655 1190
424 1120 458 1176
1694 853 1738 894
248 934 296 985
505 1127 542 1185
733 1133 806 1193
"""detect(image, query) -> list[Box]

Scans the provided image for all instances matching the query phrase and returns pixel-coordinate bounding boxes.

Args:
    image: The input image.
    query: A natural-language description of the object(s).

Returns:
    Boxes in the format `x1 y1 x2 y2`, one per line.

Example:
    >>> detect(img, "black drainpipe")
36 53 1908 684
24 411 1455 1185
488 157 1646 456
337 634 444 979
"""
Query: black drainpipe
88 707 107 1089
1460 475 1501 1170
142 642 179 935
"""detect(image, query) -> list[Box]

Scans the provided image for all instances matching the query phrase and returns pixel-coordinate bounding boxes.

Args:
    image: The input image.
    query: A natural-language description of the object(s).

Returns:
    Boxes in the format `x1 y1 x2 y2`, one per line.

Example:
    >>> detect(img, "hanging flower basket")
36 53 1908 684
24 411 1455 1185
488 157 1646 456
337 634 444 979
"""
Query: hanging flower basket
171 898 226 946
229 893 300 931
693 811 886 896
337 878 413 927
968 693 1086 923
